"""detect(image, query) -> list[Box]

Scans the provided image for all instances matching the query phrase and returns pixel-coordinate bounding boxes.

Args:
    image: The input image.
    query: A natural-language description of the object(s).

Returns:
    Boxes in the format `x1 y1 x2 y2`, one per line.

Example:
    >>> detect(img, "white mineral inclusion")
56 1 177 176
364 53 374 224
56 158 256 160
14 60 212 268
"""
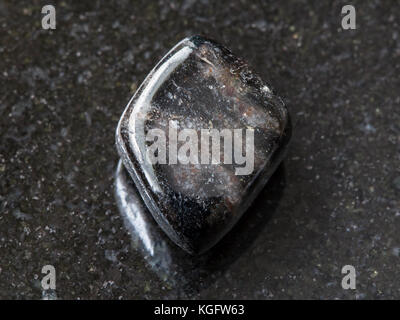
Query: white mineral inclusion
127 40 193 193
262 85 271 93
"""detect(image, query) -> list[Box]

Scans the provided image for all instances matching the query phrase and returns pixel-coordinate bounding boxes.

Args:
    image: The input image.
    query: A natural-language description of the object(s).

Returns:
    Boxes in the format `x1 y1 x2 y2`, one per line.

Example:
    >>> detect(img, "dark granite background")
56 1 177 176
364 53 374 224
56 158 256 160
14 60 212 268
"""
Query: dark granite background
0 0 399 299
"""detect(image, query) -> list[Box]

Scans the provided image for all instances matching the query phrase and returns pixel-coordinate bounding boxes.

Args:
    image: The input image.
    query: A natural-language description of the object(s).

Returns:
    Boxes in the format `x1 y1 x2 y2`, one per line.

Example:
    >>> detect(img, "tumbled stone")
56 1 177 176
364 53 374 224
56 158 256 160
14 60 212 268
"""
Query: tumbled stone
116 35 291 254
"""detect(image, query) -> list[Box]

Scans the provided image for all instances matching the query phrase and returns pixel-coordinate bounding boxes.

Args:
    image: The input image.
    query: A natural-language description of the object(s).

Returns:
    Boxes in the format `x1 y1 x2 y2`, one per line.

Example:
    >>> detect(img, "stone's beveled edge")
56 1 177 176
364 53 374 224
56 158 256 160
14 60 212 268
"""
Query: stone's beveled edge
116 37 199 254
115 35 292 255
127 46 194 196
115 36 194 150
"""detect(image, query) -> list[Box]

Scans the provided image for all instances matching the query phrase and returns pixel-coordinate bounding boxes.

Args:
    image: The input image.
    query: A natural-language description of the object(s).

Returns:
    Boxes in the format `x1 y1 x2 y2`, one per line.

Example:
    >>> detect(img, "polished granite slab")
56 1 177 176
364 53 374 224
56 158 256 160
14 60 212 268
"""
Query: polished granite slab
0 0 399 299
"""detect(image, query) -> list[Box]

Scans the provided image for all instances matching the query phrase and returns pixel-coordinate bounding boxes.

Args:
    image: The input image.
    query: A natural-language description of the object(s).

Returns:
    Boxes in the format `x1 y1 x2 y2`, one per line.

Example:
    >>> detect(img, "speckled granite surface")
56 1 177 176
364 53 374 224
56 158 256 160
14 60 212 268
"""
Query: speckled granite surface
0 0 399 299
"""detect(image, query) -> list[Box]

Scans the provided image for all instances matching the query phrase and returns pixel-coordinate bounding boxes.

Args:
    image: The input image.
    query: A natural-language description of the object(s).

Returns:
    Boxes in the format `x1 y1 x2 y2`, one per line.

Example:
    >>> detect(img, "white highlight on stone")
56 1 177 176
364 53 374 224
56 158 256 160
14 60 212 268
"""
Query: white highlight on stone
126 41 193 192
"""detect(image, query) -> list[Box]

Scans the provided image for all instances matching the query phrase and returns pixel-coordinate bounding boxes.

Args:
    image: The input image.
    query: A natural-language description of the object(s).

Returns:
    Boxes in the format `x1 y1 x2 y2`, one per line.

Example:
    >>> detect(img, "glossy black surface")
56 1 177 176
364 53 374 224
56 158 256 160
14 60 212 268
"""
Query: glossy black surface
116 36 290 254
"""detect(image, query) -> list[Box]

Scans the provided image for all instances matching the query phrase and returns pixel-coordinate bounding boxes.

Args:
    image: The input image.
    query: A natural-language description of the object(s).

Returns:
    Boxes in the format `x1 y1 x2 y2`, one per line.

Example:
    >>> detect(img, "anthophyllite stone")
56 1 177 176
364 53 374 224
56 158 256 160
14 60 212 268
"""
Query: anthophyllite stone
116 35 291 254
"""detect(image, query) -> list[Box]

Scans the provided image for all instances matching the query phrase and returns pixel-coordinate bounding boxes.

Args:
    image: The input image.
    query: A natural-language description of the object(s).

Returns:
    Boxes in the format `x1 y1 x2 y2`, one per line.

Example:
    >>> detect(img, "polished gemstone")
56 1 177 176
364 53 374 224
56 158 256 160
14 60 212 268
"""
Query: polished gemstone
116 35 291 254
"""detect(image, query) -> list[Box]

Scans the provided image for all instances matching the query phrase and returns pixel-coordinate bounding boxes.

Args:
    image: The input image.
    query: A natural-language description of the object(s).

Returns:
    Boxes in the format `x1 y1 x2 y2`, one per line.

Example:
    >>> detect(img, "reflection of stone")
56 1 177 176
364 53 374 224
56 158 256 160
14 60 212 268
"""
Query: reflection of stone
116 35 291 254
114 160 286 290
114 161 177 280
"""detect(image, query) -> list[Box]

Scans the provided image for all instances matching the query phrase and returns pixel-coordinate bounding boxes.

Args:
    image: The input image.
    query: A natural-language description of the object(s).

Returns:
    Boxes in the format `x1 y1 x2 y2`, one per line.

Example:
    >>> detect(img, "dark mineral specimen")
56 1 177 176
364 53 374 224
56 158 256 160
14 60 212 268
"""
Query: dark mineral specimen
116 35 291 254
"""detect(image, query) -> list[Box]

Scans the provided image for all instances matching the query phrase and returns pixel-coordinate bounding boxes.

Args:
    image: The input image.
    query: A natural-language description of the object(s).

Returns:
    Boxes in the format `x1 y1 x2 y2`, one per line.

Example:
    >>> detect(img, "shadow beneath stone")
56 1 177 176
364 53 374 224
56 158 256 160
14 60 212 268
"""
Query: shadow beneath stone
114 160 286 297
